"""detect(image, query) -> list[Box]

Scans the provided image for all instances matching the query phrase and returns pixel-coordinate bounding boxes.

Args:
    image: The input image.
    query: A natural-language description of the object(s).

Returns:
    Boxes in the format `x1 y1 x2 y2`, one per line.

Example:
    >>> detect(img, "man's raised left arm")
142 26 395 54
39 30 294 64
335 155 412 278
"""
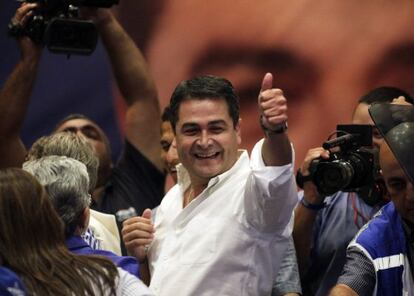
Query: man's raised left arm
259 72 292 167
244 72 297 233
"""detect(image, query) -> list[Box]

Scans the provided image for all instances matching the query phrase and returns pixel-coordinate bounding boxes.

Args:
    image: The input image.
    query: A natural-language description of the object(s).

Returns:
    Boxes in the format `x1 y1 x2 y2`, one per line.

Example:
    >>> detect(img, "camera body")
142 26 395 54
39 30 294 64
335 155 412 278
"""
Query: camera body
16 0 118 55
309 124 380 198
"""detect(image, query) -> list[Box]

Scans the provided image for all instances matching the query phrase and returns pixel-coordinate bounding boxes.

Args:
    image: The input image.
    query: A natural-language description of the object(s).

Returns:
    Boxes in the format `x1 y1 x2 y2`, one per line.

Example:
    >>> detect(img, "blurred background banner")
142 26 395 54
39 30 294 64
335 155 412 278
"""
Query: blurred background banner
2 0 414 165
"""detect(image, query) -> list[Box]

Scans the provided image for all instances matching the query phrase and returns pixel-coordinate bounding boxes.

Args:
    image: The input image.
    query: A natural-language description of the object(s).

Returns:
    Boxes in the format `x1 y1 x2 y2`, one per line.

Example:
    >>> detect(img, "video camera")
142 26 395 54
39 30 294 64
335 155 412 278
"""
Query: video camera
308 124 383 204
9 0 118 55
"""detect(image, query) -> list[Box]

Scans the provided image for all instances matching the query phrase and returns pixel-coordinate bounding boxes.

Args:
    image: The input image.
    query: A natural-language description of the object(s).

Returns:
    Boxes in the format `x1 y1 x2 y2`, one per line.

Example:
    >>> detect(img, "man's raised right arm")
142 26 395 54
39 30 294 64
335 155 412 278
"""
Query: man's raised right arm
0 3 42 168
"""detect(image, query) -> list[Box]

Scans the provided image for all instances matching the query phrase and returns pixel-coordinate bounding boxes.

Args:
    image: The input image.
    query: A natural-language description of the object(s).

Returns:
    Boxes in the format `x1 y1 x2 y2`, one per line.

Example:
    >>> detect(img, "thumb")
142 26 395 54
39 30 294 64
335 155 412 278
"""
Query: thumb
142 208 152 220
261 72 273 92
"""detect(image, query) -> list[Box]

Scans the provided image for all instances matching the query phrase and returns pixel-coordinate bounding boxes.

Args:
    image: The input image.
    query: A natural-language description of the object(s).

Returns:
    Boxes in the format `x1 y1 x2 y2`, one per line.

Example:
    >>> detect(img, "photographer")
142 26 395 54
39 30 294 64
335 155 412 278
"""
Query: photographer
330 100 414 295
293 87 414 296
0 3 165 254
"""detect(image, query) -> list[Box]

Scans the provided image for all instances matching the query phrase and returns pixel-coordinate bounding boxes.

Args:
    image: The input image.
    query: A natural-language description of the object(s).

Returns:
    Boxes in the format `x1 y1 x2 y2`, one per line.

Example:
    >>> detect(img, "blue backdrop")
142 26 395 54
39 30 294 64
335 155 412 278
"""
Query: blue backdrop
0 1 122 161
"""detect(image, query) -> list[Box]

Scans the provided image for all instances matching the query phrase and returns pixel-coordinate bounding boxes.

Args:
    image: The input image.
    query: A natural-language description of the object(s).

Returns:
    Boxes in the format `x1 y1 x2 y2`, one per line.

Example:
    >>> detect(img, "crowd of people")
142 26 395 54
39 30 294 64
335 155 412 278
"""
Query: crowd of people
1 2 414 296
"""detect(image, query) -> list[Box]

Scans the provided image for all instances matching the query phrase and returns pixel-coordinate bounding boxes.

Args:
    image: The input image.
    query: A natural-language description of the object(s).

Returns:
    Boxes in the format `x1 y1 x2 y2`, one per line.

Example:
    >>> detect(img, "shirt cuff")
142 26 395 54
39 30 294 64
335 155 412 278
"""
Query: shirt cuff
250 138 295 175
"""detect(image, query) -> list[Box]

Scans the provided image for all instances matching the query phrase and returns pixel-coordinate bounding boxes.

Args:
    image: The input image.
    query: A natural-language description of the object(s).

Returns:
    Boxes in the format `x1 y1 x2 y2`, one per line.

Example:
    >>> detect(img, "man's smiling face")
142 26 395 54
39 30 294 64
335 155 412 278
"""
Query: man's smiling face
175 98 241 185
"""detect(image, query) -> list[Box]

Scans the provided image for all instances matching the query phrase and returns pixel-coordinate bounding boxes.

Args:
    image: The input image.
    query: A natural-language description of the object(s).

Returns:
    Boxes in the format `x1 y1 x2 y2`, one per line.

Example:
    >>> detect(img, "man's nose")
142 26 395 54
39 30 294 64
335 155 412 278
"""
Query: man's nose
197 131 211 148
167 144 179 164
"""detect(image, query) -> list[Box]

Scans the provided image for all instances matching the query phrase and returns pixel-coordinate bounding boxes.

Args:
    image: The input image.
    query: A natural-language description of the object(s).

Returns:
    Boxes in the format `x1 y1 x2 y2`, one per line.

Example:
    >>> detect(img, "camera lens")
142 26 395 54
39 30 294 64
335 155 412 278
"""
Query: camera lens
313 161 354 195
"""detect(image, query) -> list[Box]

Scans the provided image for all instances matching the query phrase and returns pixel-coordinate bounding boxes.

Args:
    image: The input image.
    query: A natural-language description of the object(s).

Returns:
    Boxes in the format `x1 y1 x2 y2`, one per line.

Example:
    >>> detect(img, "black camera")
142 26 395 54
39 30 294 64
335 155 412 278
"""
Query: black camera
10 0 118 55
309 125 382 201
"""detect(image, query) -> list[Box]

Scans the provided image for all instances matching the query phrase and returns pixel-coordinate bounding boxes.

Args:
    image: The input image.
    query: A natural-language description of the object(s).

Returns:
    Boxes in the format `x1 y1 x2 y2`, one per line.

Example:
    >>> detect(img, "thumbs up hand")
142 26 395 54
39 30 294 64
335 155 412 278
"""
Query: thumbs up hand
258 73 288 134
122 208 155 262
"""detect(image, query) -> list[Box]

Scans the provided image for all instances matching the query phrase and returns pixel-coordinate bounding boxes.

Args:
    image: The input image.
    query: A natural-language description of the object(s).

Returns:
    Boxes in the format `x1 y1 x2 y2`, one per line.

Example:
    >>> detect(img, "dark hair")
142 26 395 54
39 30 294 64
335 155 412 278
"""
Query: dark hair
359 86 414 105
0 168 118 296
53 113 112 161
162 106 172 123
169 75 240 130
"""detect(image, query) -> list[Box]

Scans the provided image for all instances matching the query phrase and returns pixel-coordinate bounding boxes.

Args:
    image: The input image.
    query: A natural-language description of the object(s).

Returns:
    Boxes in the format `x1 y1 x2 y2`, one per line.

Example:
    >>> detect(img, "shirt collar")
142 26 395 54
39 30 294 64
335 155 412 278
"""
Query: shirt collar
65 235 89 249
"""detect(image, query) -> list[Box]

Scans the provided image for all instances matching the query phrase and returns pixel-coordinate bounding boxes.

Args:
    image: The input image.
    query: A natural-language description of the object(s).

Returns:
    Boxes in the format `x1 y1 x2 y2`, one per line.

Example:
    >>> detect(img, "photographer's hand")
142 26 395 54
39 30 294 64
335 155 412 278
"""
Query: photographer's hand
300 147 330 203
391 96 412 106
11 2 42 61
293 147 329 277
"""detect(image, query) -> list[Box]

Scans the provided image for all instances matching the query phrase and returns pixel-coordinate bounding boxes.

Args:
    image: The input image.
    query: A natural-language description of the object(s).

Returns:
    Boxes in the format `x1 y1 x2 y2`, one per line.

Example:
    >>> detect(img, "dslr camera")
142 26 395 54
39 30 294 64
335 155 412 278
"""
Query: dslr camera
308 124 382 202
9 0 118 55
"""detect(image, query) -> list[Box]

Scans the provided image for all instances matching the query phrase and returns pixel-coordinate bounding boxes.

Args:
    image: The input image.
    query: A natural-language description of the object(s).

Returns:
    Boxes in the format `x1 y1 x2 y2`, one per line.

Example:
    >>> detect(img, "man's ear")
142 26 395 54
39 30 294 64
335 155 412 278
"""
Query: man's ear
236 118 242 145
79 208 90 234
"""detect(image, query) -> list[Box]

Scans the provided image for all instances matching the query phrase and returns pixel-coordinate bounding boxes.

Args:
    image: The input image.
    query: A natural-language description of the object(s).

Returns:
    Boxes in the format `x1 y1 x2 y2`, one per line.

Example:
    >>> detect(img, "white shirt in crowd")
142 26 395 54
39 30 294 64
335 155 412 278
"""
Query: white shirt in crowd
148 140 297 296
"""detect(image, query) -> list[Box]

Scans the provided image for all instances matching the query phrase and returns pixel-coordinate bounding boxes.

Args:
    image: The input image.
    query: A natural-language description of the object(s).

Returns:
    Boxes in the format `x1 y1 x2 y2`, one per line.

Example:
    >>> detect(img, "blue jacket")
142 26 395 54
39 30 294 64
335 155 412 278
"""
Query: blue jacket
350 202 414 296
66 235 140 278
0 267 26 296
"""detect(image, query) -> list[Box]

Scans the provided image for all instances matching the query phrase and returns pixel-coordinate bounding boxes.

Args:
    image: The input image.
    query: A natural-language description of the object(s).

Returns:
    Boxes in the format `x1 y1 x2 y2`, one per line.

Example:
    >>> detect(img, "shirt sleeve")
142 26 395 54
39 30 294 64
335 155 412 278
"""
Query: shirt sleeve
244 139 298 233
116 268 155 296
272 236 302 296
336 246 376 296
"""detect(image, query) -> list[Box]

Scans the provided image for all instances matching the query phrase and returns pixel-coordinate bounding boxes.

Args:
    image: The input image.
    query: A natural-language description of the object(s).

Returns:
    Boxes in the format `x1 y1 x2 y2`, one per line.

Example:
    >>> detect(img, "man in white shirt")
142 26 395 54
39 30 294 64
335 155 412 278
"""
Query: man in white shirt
122 73 297 295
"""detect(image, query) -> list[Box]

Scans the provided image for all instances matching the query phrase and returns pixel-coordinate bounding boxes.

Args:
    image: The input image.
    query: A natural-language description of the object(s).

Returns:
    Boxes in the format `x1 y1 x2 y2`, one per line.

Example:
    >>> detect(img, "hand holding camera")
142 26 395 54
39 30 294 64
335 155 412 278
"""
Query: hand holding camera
9 2 43 60
9 0 118 55
297 124 385 206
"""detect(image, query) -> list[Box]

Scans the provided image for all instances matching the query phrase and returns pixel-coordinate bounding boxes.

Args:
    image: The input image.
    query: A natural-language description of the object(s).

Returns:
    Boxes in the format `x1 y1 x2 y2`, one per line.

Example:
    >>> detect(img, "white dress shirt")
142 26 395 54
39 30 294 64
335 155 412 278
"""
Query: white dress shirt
115 268 154 296
148 139 297 296
92 268 154 296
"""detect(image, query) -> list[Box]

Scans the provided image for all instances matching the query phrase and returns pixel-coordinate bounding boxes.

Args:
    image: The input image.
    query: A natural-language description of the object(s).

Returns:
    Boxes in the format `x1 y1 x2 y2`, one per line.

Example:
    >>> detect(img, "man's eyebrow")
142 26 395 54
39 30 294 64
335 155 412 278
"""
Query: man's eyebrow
181 120 227 129
387 176 405 183
190 44 318 75
208 120 227 126
181 122 199 129
378 43 414 68
82 124 99 130
368 42 414 94
189 44 321 100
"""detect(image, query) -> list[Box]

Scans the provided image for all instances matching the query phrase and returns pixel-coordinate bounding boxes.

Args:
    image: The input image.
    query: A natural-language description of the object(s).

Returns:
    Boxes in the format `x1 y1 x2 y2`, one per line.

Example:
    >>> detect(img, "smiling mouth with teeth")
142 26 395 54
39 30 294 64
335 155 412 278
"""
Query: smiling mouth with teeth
195 152 220 159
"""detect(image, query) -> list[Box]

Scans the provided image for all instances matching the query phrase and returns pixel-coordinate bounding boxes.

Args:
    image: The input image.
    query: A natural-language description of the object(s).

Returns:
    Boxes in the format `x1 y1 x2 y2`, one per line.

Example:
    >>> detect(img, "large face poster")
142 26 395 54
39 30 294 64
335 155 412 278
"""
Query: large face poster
118 0 414 165
2 0 414 167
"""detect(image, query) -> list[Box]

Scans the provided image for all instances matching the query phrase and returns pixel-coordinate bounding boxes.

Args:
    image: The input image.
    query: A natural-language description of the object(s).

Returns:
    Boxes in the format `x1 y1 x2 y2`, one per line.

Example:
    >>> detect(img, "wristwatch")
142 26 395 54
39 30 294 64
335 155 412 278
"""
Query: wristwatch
8 20 22 37
260 115 288 135
300 197 326 211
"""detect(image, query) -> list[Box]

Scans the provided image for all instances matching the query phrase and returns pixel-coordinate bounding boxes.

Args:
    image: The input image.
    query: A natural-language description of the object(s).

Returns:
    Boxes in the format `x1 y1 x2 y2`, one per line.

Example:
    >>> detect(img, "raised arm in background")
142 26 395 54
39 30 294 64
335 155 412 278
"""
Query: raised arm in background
0 3 42 168
91 9 163 171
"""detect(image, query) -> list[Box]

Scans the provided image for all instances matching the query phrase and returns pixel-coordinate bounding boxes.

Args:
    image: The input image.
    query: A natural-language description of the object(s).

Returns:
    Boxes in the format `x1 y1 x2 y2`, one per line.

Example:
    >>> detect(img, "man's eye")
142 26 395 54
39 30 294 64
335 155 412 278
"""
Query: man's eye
182 129 198 136
83 129 99 140
388 180 406 192
63 128 76 134
210 126 224 134
161 141 171 151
